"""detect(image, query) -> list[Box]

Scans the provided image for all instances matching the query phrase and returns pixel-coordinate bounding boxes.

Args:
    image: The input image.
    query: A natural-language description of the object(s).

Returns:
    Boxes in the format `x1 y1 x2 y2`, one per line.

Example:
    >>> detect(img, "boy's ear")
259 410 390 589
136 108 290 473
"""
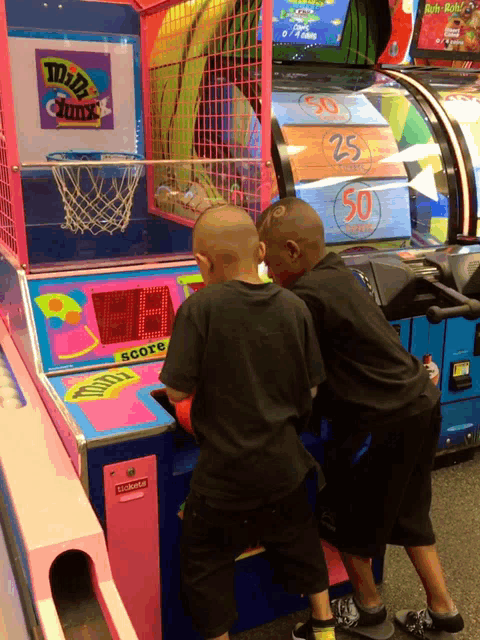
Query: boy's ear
257 241 266 264
194 252 213 273
286 240 301 261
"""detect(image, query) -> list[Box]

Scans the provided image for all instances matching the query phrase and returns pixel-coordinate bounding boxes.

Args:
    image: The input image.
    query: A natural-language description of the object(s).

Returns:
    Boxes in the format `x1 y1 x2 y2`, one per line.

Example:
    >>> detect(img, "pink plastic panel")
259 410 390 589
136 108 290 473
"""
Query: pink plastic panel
144 0 273 227
104 455 161 640
51 361 171 440
0 1 28 267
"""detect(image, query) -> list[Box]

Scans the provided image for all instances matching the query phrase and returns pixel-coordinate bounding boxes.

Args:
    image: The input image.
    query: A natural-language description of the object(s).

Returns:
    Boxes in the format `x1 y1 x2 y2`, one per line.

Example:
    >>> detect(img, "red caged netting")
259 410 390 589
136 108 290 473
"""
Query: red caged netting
144 0 273 227
0 3 28 266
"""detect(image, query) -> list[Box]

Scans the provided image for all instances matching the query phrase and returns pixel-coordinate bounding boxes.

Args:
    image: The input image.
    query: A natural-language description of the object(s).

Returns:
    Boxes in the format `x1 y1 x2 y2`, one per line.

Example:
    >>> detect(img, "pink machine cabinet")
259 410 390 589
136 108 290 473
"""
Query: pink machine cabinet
0 0 381 639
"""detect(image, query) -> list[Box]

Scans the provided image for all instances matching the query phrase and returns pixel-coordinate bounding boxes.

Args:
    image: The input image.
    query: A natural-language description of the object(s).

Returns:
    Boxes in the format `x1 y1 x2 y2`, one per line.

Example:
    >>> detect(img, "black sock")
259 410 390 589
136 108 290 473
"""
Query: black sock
428 609 464 633
311 617 336 628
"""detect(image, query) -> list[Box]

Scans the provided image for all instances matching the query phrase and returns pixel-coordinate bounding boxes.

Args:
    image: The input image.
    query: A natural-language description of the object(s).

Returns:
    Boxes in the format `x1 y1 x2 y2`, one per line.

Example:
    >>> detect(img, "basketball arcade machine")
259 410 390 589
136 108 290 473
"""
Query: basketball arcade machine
0 1 380 640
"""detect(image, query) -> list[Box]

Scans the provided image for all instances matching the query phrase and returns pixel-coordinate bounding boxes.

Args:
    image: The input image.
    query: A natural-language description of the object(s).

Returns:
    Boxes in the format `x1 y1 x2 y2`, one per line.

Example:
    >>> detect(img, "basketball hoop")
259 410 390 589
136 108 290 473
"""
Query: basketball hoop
47 150 144 235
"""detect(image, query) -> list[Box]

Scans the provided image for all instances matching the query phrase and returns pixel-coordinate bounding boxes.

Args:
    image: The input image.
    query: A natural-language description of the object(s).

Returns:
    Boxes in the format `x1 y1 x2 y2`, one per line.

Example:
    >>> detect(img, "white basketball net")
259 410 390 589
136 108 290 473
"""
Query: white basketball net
51 161 143 235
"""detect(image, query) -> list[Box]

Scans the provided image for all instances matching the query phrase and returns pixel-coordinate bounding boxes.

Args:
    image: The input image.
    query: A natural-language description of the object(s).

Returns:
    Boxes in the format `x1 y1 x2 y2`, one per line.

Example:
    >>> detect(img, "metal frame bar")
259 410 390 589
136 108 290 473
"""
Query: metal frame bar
22 158 264 167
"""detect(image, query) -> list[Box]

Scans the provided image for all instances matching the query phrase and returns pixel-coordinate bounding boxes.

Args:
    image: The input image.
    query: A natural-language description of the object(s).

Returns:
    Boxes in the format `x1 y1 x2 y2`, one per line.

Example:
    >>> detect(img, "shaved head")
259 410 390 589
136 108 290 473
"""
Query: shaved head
193 204 264 284
256 198 326 287
257 197 325 252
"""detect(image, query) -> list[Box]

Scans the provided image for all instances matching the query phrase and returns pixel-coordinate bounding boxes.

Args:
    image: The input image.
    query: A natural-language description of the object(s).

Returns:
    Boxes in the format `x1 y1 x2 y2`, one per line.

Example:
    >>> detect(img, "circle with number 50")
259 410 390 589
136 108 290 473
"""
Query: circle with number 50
333 182 381 240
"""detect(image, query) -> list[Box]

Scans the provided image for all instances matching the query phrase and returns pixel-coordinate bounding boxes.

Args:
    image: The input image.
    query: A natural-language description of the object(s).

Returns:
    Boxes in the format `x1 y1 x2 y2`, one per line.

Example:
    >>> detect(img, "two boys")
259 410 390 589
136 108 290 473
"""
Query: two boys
160 205 336 640
161 198 464 640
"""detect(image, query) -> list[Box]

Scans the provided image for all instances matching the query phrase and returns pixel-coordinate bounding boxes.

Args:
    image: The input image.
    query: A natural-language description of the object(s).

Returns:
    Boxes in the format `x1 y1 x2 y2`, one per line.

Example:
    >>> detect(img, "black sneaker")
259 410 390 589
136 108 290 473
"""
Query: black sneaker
331 595 394 639
292 617 336 640
395 608 465 638
332 595 387 627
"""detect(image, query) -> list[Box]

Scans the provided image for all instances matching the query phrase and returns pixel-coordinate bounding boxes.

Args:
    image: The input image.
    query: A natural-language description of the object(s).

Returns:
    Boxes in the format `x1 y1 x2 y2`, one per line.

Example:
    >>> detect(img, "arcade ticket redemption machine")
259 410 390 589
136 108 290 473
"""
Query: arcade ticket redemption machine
1 0 480 640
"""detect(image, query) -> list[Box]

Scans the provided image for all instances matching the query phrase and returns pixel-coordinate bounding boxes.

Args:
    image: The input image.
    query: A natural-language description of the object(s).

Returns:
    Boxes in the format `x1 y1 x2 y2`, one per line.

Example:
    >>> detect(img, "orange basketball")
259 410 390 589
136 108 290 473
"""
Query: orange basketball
176 395 194 435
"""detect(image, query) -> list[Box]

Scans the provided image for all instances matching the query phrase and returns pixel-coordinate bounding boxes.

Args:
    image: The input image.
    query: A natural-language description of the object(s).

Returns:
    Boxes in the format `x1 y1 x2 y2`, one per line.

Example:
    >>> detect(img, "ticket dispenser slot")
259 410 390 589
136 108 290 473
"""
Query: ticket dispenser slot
151 388 176 418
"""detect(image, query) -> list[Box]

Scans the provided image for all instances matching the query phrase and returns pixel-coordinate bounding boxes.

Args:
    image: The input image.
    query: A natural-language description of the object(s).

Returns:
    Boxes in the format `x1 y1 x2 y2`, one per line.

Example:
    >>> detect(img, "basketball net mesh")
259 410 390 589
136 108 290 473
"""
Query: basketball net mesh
51 161 143 235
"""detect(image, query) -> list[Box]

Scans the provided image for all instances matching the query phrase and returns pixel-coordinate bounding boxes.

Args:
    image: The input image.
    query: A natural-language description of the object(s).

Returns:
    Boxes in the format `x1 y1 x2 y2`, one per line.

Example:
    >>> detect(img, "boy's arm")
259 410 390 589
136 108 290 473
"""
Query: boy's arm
159 302 204 400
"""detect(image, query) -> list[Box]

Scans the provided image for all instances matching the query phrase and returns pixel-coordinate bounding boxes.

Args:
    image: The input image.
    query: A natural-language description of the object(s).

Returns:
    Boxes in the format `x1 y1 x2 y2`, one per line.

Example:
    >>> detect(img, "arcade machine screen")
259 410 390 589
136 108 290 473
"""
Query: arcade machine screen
258 0 351 58
411 0 480 65
270 65 454 251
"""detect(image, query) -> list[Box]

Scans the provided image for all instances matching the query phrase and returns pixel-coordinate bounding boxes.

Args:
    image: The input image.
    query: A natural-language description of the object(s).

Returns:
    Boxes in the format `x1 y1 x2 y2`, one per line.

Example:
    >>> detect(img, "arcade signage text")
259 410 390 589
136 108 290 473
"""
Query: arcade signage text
64 368 140 403
35 49 114 130
115 338 171 363
115 478 148 495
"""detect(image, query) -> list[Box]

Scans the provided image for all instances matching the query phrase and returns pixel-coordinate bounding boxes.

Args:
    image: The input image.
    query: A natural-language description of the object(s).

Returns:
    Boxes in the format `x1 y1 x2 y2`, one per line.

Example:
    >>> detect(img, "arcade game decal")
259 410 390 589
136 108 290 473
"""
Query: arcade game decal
35 49 114 130
411 0 480 66
48 361 176 439
28 266 202 373
272 91 413 245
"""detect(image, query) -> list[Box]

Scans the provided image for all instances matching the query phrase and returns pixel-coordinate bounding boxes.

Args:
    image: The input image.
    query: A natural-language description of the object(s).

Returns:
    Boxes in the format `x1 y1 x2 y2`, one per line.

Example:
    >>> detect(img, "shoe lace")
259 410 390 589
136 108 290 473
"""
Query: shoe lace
332 595 360 628
404 609 434 638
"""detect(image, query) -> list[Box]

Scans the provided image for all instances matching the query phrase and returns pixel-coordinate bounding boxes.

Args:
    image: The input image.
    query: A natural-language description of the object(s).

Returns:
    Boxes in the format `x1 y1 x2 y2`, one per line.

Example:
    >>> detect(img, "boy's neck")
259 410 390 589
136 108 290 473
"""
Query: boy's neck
231 273 264 285
226 264 264 285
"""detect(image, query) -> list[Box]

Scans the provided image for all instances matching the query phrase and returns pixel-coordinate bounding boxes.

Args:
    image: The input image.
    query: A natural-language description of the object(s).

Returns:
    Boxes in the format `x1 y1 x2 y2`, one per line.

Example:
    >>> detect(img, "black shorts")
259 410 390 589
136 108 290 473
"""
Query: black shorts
180 481 329 638
316 399 441 558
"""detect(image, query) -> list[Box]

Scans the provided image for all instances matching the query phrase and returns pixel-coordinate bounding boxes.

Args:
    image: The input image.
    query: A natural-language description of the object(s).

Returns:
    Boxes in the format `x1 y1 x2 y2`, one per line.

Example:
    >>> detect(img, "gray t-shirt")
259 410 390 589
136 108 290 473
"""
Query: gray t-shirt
160 279 325 509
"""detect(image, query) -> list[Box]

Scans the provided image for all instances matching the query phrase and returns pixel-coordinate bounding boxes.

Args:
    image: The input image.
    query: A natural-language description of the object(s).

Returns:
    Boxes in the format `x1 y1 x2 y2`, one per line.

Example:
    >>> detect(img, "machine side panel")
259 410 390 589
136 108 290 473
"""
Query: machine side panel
0 520 31 640
411 316 445 390
0 256 37 375
440 399 480 449
441 317 480 404
104 455 161 640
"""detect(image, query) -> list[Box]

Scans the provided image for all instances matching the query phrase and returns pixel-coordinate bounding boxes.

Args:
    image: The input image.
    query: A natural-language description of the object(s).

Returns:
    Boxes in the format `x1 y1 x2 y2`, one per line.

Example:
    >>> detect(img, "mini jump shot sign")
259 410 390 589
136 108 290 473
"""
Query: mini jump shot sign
35 49 114 129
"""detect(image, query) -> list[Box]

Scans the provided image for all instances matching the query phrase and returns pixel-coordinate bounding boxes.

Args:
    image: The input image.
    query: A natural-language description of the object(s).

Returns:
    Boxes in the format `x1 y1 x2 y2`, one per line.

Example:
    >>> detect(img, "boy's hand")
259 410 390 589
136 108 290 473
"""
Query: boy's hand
165 386 191 404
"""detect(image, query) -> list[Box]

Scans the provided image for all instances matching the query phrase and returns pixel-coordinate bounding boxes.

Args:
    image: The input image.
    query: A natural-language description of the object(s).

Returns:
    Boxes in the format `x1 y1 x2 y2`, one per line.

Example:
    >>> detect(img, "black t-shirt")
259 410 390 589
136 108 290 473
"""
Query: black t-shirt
291 253 440 430
160 279 325 509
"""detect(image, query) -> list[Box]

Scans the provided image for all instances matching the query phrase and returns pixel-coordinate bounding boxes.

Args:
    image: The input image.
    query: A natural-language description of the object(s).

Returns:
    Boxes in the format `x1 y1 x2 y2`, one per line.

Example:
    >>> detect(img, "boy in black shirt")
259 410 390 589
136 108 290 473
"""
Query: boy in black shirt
160 205 336 640
258 197 464 640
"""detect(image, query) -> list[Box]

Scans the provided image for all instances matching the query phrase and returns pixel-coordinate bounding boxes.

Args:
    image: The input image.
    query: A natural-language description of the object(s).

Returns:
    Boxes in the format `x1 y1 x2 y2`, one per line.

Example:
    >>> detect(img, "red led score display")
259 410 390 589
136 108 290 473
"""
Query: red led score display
92 286 174 345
